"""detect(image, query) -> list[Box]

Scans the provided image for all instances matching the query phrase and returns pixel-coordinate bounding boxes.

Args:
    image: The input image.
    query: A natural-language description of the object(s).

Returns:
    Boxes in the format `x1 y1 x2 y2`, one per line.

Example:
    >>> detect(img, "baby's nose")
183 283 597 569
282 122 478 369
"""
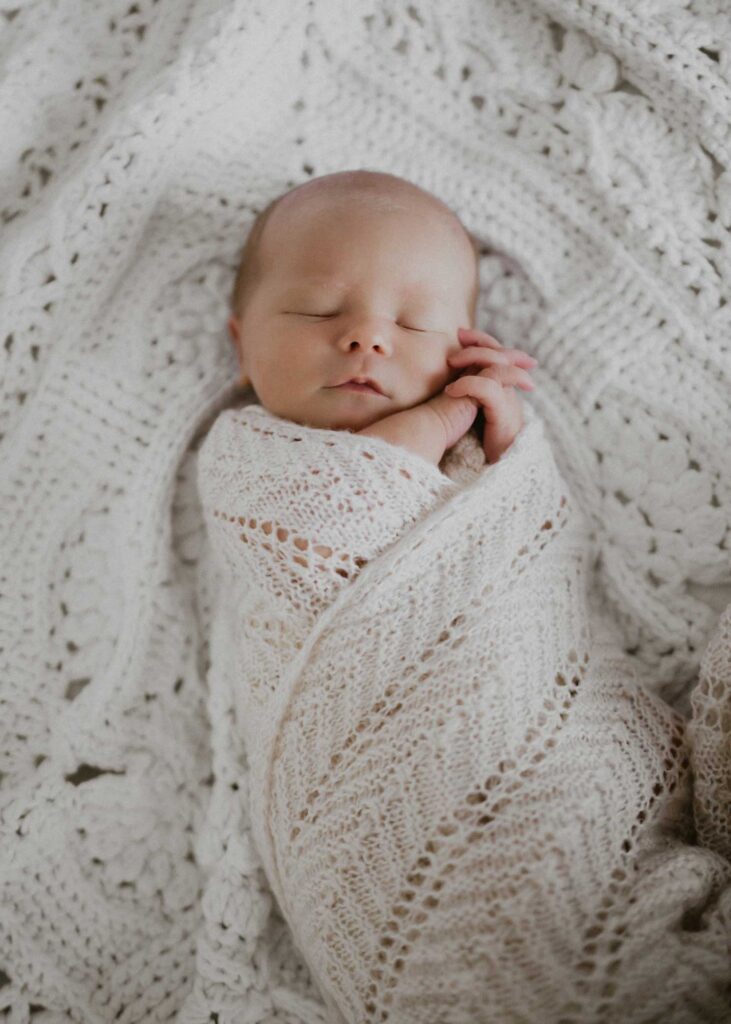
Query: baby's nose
347 335 387 351
340 319 393 354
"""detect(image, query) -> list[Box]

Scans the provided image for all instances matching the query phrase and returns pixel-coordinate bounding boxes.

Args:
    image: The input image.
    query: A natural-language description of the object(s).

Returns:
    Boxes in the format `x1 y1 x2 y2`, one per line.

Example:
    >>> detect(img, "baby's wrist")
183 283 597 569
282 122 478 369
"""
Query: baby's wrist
425 391 478 452
356 404 447 467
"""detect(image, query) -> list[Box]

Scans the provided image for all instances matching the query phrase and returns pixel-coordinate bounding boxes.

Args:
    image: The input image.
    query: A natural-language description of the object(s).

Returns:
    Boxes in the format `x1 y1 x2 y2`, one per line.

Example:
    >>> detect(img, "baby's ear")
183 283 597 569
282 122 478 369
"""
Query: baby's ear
227 314 241 354
227 315 251 389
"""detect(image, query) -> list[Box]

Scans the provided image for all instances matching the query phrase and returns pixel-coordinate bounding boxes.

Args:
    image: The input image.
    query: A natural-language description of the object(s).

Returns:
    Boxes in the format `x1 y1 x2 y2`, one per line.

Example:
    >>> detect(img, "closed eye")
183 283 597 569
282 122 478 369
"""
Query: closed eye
284 311 432 332
285 311 336 318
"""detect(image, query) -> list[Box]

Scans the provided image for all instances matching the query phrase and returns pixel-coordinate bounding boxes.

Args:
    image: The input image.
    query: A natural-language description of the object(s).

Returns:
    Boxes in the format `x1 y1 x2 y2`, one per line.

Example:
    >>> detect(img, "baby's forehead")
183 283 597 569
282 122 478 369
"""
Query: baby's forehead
278 272 449 307
256 182 476 299
278 175 428 213
271 181 457 240
269 203 467 273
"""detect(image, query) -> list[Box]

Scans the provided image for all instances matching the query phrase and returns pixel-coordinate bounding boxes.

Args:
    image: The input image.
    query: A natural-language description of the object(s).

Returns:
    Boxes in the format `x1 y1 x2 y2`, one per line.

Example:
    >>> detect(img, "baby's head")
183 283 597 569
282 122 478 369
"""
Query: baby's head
228 169 480 432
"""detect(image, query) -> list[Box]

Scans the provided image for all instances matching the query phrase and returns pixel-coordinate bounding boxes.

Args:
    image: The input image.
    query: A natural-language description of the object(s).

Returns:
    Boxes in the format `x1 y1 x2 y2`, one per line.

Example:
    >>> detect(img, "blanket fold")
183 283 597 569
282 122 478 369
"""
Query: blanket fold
197 402 731 1024
3 1 731 1020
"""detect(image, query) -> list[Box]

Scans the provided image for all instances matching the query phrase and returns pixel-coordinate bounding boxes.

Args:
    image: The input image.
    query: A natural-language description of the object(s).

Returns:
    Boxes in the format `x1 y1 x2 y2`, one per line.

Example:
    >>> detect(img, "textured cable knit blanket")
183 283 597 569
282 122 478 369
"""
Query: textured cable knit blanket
197 401 730 1022
1 0 731 1021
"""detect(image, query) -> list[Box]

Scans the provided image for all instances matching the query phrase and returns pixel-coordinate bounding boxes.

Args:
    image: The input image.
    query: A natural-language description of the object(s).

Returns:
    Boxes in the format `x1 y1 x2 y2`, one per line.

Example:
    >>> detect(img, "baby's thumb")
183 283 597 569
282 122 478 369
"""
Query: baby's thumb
430 391 478 450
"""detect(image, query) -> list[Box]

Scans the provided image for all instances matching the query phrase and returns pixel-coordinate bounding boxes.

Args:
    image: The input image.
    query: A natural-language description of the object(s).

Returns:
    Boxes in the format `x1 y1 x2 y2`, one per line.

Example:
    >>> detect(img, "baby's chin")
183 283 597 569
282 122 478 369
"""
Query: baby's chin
275 389 393 431
284 403 389 434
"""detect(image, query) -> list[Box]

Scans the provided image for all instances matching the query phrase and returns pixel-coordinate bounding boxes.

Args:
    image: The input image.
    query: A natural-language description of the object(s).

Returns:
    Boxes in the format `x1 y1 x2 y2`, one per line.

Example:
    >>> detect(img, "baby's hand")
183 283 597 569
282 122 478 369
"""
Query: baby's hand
444 327 537 464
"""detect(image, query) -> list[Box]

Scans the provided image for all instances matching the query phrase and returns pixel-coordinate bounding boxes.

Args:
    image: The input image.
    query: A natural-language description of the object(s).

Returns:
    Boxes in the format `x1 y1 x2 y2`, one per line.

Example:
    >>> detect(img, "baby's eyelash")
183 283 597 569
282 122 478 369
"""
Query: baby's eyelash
281 311 334 318
287 311 431 332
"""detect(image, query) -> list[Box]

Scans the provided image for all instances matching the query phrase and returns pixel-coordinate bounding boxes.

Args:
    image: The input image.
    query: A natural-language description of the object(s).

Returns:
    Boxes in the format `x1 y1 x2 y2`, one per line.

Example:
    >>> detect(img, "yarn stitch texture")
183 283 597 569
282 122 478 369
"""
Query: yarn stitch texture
197 400 731 1022
0 0 730 1021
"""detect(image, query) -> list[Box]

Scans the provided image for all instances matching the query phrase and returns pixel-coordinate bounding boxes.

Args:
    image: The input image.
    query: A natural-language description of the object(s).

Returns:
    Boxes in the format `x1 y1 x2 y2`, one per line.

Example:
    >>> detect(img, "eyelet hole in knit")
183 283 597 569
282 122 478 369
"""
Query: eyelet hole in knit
7 2 731 1020
211 510 370 584
342 643 598 1019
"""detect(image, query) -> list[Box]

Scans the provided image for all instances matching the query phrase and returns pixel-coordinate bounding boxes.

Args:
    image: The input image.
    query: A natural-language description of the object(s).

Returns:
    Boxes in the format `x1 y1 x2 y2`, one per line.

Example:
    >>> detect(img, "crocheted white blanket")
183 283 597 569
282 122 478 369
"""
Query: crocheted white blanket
197 401 730 1022
1 0 730 1021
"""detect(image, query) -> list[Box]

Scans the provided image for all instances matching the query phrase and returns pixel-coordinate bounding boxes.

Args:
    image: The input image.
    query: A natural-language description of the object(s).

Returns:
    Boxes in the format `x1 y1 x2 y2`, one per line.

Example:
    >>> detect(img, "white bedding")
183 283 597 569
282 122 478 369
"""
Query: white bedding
1 1 729 1020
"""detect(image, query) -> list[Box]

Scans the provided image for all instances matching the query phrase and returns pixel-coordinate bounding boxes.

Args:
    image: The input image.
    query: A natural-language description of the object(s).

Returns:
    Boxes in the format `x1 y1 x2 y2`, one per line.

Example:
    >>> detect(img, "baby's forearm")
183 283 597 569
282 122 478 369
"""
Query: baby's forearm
356 404 447 467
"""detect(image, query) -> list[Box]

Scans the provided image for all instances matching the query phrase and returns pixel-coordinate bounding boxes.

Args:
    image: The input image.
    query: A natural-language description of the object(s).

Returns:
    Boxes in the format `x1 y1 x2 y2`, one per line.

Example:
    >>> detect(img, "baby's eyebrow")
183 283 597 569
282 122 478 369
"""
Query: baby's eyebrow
280 278 449 306
279 278 347 294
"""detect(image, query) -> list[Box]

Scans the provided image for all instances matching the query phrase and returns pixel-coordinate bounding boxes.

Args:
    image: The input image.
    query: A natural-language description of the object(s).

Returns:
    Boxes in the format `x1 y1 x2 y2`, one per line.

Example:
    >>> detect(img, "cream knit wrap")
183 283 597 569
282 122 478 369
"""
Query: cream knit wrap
197 401 731 1024
3 1 731 1019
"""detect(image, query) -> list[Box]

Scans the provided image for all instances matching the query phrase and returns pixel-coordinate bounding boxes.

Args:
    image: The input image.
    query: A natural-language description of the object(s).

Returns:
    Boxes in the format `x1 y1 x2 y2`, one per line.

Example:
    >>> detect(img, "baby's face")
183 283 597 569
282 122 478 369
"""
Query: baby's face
229 192 476 432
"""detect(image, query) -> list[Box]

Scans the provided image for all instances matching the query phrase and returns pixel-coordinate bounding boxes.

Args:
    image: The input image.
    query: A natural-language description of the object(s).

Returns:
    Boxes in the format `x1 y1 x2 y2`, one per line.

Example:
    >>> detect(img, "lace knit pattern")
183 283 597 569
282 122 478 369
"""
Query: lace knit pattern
197 401 731 1023
0 0 730 1021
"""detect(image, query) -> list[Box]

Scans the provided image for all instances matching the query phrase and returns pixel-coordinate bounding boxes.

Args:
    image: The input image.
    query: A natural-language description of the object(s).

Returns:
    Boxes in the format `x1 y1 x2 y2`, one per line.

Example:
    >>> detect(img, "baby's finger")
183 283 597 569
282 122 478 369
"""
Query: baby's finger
481 364 535 391
449 346 538 374
503 349 538 369
449 345 511 368
445 375 506 408
457 327 538 368
457 326 503 350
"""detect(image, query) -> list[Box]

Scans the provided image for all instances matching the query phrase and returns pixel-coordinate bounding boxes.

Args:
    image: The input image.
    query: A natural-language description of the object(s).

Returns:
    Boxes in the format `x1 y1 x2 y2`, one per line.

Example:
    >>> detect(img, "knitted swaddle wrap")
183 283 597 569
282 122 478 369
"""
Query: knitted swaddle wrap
197 402 731 1023
2 0 731 1020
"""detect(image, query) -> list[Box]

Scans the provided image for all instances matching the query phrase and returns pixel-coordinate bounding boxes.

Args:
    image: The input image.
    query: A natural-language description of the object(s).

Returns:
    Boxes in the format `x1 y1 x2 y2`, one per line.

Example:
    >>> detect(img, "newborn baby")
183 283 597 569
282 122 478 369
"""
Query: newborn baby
226 168 538 467
197 171 730 1024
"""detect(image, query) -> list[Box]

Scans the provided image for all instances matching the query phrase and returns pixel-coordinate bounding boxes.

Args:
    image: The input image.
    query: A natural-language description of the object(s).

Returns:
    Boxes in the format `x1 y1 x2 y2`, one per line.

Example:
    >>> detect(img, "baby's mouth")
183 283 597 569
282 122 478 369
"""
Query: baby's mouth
330 376 387 396
333 382 383 395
